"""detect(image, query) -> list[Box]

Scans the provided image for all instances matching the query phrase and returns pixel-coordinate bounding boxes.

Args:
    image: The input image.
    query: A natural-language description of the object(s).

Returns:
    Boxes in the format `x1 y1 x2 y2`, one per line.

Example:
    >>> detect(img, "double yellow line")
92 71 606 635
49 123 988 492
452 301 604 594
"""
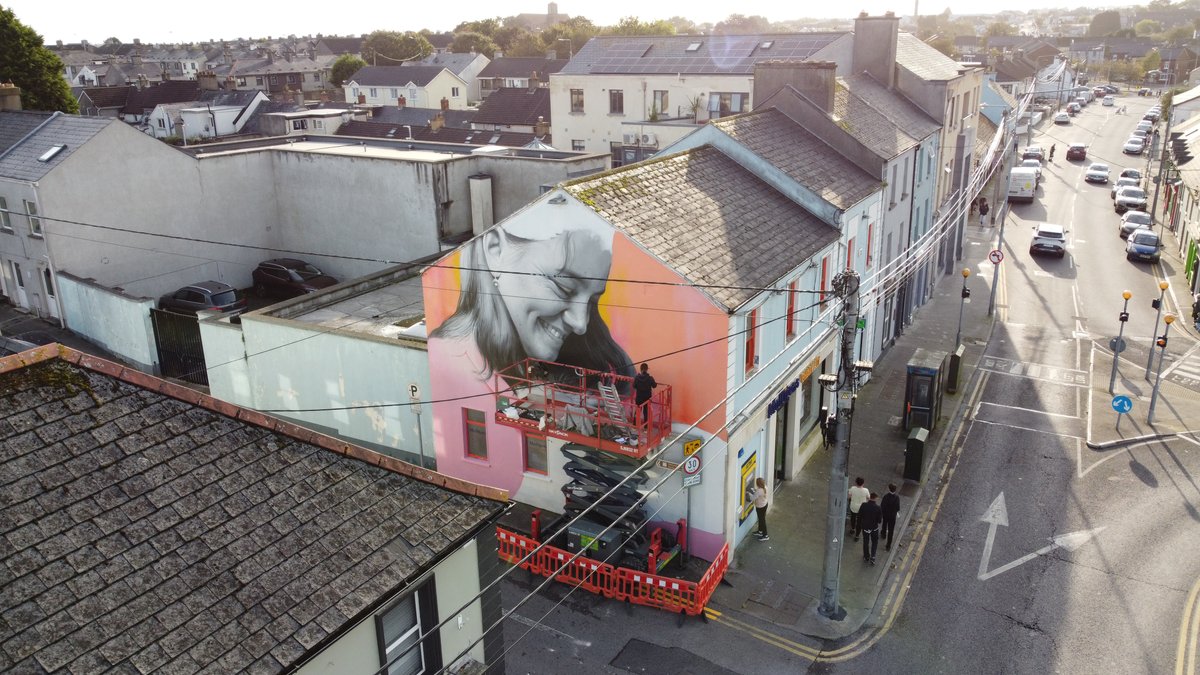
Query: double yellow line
1177 576 1200 675
702 372 991 662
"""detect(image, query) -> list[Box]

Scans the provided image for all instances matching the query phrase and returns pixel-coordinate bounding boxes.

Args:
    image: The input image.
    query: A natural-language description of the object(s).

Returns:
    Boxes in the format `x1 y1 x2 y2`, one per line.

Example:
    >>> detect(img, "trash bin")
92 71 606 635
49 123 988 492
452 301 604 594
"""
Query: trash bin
946 344 966 394
904 427 929 481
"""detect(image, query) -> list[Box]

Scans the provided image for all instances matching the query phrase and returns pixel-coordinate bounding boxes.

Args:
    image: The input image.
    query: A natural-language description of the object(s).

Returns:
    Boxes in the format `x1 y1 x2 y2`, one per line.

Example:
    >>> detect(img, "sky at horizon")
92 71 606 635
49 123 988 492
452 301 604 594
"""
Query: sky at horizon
6 0 1124 45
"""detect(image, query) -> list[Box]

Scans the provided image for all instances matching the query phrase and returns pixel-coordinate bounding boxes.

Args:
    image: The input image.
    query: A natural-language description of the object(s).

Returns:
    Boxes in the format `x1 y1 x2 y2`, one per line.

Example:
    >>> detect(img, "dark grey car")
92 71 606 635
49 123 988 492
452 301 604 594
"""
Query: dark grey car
158 280 246 315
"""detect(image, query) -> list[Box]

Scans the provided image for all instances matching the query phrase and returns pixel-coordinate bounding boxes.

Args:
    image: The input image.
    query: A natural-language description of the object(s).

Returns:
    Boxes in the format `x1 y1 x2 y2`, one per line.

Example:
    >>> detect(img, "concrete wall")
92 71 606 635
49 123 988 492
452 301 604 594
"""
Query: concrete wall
0 180 51 315
57 272 157 370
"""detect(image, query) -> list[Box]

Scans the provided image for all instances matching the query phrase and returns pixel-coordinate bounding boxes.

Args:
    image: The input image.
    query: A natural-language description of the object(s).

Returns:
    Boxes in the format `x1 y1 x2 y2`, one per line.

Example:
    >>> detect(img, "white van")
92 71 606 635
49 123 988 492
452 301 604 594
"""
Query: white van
1008 167 1039 202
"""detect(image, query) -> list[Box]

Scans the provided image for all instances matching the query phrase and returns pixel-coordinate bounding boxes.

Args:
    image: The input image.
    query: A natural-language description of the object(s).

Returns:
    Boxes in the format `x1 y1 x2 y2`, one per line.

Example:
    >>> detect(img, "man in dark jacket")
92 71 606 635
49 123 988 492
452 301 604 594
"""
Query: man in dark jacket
632 363 656 427
858 492 883 565
881 483 901 551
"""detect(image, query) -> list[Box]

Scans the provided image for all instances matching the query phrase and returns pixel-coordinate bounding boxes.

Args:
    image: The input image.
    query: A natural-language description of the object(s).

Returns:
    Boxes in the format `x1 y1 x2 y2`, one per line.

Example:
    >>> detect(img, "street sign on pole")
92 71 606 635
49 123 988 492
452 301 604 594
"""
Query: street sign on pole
682 455 701 487
988 249 1004 264
1111 395 1132 414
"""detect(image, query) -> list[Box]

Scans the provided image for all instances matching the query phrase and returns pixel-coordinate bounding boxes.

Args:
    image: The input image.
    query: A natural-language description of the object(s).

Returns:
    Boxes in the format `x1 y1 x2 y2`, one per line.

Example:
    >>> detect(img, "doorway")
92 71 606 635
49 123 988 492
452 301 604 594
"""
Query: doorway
773 398 790 485
41 268 59 319
10 261 27 308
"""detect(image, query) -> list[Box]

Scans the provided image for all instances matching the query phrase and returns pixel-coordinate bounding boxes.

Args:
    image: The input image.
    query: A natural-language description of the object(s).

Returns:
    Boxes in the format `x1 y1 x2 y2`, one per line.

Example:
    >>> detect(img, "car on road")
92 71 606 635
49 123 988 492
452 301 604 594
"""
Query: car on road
1066 143 1087 161
1118 211 1153 238
1021 146 1045 162
1139 87 1153 96
251 258 340 299
1123 137 1145 154
1030 222 1067 258
1111 176 1140 199
1053 112 1071 124
1084 163 1110 183
1126 228 1162 262
1144 111 1161 123
1131 129 1148 140
1102 84 1120 94
158 281 246 315
1068 102 1081 114
1119 168 1143 181
1136 120 1153 133
1115 186 1148 214
1102 95 1115 106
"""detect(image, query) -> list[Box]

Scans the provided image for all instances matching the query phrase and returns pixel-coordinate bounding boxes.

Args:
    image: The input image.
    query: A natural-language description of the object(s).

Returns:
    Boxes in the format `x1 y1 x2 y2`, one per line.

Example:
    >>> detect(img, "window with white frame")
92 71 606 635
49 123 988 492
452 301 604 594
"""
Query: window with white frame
570 89 584 113
451 86 460 97
744 307 759 375
376 581 440 675
708 92 748 118
391 88 399 98
369 88 378 98
0 196 11 231
571 140 585 151
24 200 42 237
609 89 624 114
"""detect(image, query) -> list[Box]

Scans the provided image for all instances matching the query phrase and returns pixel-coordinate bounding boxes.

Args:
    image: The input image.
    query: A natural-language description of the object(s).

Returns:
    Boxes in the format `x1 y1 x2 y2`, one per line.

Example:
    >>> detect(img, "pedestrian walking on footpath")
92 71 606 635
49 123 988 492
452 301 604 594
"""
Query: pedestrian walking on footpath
825 411 839 448
848 477 870 541
859 493 882 565
819 407 831 448
881 483 900 551
746 477 770 541
978 198 989 226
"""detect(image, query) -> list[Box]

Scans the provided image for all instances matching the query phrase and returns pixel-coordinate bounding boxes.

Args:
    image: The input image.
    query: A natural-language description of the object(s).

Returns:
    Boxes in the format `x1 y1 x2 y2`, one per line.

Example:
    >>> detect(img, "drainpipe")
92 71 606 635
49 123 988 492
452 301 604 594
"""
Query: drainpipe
32 187 66 328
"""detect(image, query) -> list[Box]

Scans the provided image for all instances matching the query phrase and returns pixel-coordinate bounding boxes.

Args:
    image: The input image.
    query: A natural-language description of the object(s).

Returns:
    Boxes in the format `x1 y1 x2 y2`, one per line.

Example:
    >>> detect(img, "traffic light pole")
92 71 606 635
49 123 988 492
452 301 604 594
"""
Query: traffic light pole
1148 314 1176 424
1109 291 1132 394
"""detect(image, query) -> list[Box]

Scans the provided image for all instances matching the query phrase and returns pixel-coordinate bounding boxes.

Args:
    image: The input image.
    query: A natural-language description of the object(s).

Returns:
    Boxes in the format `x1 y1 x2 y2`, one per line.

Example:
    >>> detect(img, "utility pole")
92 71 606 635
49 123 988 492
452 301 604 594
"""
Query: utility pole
818 270 861 621
989 111 1016 317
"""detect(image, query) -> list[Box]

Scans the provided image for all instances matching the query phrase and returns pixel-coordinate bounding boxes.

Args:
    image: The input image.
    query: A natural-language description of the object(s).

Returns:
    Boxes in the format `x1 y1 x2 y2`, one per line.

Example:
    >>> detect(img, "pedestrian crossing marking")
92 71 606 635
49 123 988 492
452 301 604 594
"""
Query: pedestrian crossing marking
979 356 1089 386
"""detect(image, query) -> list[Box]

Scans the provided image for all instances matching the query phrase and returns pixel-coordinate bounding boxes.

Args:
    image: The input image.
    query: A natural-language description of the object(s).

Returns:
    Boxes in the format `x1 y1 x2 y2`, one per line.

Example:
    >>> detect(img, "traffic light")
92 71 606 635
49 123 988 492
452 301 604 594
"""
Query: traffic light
1119 311 1130 322
1152 299 1161 310
961 287 971 298
1156 335 1169 348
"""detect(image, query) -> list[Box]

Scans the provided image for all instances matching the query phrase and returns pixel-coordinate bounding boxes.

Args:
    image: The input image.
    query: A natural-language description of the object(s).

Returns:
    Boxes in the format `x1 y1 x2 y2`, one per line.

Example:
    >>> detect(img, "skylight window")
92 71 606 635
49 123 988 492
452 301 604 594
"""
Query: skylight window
760 41 774 49
37 144 66 162
686 42 702 52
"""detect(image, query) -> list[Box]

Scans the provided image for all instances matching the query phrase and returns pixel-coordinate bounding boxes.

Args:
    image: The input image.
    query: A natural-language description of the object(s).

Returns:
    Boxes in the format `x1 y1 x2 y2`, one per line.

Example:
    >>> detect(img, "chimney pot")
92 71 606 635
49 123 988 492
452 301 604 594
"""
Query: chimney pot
440 96 449 111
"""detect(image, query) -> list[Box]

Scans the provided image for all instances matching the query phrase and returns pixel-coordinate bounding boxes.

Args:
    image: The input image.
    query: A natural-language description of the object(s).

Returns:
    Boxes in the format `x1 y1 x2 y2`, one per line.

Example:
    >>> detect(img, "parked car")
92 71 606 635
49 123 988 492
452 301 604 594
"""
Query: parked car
1066 143 1088 161
252 258 340 299
1139 87 1153 96
1115 186 1148 214
1021 158 1043 182
1126 228 1162 262
1084 163 1110 183
1131 129 1148 140
1119 168 1143 181
1102 84 1120 94
1144 111 1160 123
1021 146 1045 162
1119 211 1153 238
1102 95 1115 106
1067 102 1081 115
1053 112 1071 124
158 281 246 315
1111 176 1140 199
1136 120 1153 133
1030 223 1067 258
1123 137 1145 154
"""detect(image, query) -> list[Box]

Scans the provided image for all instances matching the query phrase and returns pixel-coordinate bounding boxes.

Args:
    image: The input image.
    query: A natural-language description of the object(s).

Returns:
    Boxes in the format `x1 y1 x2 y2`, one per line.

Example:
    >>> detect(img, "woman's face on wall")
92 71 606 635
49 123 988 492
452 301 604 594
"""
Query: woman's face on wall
494 229 611 361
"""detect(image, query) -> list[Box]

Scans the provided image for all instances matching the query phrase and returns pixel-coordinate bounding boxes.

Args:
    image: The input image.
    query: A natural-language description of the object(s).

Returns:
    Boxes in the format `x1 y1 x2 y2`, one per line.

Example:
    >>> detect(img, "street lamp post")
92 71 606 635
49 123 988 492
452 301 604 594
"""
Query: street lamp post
1145 281 1170 379
955 268 971 347
1147 313 1176 424
1109 290 1132 394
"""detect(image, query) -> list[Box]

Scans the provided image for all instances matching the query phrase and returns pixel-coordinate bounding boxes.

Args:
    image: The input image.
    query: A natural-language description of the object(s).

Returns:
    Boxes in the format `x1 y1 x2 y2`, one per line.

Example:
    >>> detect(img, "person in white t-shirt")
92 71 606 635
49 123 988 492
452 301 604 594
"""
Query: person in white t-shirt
848 477 870 541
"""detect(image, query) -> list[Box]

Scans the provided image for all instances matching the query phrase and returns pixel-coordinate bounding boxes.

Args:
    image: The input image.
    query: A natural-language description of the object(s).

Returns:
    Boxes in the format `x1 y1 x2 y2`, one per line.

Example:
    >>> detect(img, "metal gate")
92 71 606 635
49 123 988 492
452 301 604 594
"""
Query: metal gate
150 309 208 386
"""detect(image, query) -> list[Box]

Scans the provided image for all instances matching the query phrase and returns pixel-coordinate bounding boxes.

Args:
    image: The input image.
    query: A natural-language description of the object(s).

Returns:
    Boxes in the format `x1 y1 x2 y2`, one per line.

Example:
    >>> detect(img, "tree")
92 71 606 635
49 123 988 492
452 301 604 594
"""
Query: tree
1164 25 1194 44
0 7 77 113
1135 19 1163 36
329 54 366 87
605 16 676 36
362 31 432 65
543 17 600 58
1139 50 1162 77
455 19 501 37
1088 10 1122 37
984 21 1016 37
713 14 772 34
506 32 547 57
928 35 956 58
666 16 698 34
451 31 498 58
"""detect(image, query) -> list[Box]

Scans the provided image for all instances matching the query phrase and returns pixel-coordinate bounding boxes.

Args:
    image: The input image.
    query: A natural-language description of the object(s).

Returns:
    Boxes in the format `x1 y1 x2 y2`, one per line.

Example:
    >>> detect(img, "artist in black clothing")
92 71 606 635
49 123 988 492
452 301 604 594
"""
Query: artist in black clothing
632 362 657 427
881 483 900 551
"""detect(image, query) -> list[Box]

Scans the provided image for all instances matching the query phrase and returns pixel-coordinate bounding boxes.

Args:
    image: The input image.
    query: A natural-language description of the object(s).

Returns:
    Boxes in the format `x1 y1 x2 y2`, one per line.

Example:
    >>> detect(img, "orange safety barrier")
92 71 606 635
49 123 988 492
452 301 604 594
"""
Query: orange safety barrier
495 526 730 617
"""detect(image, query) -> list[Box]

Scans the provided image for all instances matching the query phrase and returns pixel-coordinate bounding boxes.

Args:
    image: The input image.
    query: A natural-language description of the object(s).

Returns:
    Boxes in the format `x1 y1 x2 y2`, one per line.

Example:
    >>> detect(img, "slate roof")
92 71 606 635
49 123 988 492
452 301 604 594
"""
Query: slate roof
0 113 111 183
123 81 203 115
0 346 506 675
895 32 964 81
229 56 334 77
366 106 476 128
347 66 451 87
238 101 305 136
478 57 567 79
560 33 843 76
315 36 364 56
841 73 939 141
994 57 1036 81
562 145 839 311
78 86 131 109
711 108 880 211
0 111 55 156
336 120 540 147
473 88 550 126
403 53 484 76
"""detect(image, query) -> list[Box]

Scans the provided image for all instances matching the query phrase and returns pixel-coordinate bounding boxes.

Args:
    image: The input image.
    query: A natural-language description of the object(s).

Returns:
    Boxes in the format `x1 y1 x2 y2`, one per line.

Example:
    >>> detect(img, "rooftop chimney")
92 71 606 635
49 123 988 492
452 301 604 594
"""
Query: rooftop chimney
0 82 22 111
440 97 450 111
753 60 837 113
431 112 445 131
852 12 899 89
397 95 406 109
534 115 549 137
528 71 539 92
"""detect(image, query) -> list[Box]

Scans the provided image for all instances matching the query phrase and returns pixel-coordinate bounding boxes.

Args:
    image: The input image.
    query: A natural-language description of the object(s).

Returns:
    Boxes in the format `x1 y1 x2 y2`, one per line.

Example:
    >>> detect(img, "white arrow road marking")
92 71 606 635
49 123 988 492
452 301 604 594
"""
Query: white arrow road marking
977 492 1105 581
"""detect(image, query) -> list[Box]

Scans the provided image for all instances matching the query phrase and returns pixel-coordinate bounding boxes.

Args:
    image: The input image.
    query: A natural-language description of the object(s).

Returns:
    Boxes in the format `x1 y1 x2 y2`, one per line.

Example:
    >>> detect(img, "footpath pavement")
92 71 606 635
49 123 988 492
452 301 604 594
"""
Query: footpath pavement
0 303 108 357
711 196 1200 641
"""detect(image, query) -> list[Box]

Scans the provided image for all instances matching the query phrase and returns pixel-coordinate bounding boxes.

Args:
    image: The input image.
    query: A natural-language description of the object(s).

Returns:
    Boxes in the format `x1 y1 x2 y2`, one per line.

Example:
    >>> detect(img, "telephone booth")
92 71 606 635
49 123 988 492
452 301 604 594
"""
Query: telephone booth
904 348 945 432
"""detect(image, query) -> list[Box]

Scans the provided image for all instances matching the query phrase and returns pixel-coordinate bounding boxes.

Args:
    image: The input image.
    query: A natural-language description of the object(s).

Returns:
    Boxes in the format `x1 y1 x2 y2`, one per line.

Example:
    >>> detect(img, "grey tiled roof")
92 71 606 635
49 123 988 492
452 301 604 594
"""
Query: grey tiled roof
831 81 916 160
473 88 550 126
404 52 485 76
563 145 838 311
895 32 964 81
367 106 476 128
841 73 939 144
711 108 880 211
348 66 451 87
337 120 539 147
478 57 567 79
0 111 54 156
0 114 111 183
561 33 843 76
0 348 506 674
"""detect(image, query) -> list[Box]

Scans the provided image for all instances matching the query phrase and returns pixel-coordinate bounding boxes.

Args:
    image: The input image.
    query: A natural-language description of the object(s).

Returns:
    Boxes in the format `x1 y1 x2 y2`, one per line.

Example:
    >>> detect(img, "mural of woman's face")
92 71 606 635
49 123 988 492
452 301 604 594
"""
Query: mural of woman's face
489 228 611 361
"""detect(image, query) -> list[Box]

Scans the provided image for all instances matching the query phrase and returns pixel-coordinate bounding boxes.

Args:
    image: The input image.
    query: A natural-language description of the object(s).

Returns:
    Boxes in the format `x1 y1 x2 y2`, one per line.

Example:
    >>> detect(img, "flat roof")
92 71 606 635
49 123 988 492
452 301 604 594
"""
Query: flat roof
290 274 427 339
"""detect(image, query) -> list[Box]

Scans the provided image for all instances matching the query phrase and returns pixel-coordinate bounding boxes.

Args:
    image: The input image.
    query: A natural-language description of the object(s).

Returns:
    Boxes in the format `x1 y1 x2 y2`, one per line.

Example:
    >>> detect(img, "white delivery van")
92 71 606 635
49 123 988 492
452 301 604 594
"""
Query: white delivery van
1008 167 1039 202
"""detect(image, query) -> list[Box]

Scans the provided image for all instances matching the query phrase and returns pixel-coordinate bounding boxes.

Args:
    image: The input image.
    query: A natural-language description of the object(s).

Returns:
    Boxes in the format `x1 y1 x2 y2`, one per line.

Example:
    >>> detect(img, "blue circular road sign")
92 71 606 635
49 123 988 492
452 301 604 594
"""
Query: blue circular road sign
1111 395 1133 414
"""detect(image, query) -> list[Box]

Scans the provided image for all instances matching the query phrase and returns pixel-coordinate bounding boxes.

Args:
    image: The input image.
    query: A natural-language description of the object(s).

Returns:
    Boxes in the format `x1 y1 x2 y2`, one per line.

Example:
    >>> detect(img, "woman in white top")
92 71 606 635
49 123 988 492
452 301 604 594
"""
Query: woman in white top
747 477 770 541
848 476 870 541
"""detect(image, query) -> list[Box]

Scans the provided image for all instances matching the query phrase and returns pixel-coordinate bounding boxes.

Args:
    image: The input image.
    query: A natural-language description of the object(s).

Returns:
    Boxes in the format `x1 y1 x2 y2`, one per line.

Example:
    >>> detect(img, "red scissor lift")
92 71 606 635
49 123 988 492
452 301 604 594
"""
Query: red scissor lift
492 360 728 620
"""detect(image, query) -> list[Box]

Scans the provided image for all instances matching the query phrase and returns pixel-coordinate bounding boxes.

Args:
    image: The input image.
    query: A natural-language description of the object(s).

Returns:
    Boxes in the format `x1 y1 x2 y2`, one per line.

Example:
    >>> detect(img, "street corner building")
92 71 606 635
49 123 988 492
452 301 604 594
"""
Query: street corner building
0 345 509 674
